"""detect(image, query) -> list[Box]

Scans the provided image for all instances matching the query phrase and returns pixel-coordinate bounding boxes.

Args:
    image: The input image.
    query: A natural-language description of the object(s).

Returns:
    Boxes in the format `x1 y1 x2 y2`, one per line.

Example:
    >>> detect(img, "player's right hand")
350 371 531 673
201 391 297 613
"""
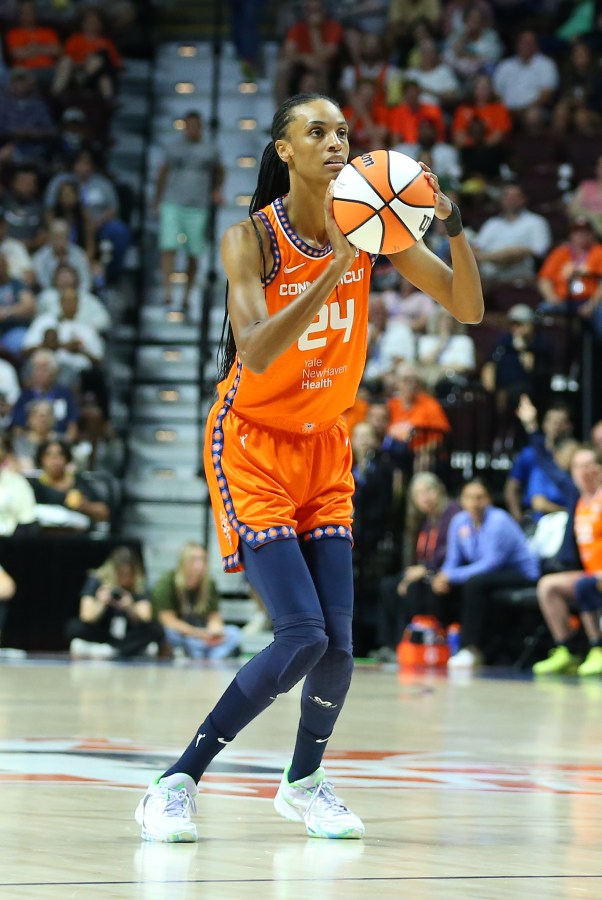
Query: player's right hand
324 181 356 272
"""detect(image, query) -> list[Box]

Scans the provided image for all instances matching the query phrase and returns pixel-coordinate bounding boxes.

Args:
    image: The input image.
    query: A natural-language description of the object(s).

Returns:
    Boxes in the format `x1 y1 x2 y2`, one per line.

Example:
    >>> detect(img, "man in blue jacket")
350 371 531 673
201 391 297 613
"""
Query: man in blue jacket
431 477 540 669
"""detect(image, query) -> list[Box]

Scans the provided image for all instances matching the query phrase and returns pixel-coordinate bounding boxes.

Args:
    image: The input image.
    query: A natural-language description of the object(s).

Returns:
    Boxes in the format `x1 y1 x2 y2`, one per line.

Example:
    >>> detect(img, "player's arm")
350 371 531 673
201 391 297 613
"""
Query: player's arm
387 168 483 325
223 189 356 374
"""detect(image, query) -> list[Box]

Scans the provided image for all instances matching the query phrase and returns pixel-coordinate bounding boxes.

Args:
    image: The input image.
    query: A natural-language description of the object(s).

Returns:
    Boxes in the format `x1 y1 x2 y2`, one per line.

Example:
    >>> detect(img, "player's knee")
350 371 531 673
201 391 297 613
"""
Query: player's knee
574 577 600 613
276 629 329 694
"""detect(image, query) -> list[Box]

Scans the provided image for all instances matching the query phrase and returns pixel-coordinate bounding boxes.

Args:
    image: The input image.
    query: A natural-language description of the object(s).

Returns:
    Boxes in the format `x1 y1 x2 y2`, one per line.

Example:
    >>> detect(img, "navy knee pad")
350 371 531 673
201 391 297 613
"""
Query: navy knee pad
302 647 354 720
235 616 328 708
574 576 602 613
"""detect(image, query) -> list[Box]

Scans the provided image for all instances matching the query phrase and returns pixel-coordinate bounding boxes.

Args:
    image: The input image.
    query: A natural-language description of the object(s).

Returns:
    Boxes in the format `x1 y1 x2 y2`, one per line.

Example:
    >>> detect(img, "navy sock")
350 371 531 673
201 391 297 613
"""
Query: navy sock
162 680 264 783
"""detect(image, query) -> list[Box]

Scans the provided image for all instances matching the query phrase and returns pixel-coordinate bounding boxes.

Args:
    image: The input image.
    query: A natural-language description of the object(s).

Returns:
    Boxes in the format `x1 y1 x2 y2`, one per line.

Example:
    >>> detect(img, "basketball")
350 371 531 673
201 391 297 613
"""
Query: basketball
332 150 436 255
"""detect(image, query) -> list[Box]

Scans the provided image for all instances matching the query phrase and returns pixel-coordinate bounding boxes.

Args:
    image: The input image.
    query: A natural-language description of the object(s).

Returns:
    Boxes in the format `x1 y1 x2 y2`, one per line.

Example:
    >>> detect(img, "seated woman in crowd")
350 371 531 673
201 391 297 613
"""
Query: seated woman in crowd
432 477 540 670
45 181 96 263
66 546 163 659
152 543 241 660
533 446 602 677
52 8 122 100
30 438 109 530
372 472 461 662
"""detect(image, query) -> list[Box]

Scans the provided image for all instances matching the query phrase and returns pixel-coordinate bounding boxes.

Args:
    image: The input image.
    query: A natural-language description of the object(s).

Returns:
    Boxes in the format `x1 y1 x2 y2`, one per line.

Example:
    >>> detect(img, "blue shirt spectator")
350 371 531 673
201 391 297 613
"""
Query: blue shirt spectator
0 67 55 162
505 397 574 522
10 348 78 440
442 506 540 584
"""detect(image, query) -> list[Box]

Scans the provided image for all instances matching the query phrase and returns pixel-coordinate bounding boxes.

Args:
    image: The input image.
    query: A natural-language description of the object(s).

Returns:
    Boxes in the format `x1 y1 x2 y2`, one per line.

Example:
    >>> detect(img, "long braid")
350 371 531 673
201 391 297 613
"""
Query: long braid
216 93 340 384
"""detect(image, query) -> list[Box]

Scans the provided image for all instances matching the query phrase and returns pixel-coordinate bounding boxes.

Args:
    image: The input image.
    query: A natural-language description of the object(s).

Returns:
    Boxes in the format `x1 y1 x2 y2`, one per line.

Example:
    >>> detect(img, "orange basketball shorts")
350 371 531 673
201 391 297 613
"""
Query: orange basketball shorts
204 403 354 573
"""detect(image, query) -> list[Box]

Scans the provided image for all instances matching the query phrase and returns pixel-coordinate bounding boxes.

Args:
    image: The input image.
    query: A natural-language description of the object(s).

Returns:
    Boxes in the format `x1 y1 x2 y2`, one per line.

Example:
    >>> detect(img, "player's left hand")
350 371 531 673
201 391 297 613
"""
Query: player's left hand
419 161 453 221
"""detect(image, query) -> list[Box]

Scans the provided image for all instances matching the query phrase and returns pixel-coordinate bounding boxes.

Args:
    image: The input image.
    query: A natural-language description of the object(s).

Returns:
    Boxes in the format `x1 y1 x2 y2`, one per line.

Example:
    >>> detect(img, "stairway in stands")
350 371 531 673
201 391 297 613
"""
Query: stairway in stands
120 39 278 636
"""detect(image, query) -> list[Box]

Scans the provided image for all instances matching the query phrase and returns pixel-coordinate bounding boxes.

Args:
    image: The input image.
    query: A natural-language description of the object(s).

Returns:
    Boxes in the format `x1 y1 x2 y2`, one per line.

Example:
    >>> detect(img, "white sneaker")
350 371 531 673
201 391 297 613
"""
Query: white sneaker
274 765 364 839
447 647 481 670
89 642 116 659
135 773 198 842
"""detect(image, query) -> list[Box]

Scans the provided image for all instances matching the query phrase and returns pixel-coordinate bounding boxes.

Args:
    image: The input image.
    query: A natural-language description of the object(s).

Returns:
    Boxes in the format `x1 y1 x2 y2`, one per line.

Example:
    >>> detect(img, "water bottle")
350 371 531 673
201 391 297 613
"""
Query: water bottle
447 624 461 657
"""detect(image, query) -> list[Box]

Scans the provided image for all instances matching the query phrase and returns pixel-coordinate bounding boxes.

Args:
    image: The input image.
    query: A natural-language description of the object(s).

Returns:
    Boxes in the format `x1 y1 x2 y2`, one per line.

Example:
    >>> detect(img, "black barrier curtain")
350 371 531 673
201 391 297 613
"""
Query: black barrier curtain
0 537 143 652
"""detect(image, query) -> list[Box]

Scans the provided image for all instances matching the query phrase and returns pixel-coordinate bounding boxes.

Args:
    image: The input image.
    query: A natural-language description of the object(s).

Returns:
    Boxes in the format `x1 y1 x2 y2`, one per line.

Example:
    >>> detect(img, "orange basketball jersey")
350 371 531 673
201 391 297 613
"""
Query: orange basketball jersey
215 197 375 432
575 488 602 574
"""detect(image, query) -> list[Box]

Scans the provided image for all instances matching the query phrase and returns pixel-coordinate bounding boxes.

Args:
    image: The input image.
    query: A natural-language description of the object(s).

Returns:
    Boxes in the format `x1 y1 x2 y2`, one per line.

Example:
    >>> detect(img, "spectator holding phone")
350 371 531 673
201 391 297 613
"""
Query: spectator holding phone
66 546 163 659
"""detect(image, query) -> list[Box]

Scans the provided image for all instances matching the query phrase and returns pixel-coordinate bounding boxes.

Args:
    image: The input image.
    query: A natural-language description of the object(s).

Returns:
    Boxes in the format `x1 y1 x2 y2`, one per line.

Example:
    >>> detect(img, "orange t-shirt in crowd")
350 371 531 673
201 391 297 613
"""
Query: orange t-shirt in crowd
63 34 122 68
387 392 450 449
387 102 445 144
575 488 602 574
6 26 60 69
216 196 375 431
285 19 344 54
538 243 602 302
342 102 389 150
451 103 512 144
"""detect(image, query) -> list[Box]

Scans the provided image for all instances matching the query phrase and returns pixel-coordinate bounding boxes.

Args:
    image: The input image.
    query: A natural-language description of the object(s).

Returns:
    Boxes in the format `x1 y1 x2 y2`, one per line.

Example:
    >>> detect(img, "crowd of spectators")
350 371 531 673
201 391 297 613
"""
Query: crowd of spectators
0 1 139 554
2 2 602 675
268 0 602 667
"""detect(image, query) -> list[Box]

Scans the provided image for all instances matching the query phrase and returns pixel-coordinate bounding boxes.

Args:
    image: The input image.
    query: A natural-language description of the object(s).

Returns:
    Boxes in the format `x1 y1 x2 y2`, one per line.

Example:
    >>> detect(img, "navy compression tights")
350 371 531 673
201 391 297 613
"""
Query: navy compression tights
163 537 354 784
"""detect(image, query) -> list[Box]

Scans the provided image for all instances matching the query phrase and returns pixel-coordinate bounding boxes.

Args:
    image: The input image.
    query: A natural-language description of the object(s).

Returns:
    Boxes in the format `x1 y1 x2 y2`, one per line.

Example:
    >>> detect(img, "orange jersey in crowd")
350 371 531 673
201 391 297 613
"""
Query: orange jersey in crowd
63 34 122 68
6 27 60 69
538 243 602 302
216 197 375 432
575 488 602 574
451 102 512 144
387 392 450 449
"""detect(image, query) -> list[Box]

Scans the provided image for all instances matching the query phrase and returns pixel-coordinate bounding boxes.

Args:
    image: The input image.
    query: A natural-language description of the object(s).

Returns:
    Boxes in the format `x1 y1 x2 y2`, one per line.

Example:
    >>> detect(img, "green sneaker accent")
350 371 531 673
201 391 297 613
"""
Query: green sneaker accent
285 764 324 787
577 646 602 676
533 645 581 675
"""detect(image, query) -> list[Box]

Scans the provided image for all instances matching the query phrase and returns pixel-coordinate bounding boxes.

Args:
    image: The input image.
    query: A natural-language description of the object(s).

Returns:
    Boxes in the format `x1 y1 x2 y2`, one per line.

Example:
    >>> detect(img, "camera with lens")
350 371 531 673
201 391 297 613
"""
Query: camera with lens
110 587 124 602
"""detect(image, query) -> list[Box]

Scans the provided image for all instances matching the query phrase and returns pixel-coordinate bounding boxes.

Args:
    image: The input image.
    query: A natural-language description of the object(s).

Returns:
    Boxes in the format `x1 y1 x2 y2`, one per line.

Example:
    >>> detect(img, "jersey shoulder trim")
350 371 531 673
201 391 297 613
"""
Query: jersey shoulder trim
273 197 333 260
253 211 281 286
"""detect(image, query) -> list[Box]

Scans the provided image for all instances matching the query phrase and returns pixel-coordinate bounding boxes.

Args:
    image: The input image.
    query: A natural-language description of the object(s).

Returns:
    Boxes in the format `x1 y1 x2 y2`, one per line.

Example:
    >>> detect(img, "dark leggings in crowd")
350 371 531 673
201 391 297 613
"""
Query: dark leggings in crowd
65 616 164 659
377 575 460 651
377 569 536 655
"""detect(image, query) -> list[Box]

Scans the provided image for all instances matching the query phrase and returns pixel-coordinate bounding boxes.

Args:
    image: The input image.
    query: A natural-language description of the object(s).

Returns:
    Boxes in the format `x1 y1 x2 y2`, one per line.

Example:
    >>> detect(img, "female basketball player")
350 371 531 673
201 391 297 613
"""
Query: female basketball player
135 93 483 842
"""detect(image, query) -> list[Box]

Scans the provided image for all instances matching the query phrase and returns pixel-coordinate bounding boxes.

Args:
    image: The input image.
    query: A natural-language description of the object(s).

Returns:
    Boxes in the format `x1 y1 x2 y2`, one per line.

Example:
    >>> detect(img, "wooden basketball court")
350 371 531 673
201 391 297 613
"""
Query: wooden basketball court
2 658 602 899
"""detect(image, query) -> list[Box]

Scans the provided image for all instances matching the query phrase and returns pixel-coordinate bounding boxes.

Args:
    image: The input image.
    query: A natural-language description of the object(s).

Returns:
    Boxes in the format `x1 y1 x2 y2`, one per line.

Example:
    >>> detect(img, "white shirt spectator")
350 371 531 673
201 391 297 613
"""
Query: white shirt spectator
406 64 460 106
33 244 91 292
474 210 552 280
0 357 21 407
418 333 476 370
0 237 33 282
394 140 461 181
493 53 559 110
364 320 415 381
0 467 36 536
37 287 110 332
23 315 104 373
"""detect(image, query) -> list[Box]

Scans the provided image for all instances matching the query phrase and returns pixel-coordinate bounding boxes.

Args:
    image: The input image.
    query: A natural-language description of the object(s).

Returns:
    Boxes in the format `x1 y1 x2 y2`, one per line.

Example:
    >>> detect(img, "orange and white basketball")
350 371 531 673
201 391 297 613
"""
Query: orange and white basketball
332 150 436 255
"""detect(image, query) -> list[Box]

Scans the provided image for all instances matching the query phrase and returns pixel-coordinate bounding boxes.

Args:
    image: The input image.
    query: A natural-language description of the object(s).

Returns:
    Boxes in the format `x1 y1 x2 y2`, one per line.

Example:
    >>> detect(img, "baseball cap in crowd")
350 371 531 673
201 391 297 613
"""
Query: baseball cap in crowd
570 217 594 231
508 304 535 324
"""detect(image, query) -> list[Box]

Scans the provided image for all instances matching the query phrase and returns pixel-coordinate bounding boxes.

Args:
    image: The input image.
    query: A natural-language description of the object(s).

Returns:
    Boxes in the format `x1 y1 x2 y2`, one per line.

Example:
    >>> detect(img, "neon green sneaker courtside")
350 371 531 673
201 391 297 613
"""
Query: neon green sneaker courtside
532 645 581 676
577 646 602 676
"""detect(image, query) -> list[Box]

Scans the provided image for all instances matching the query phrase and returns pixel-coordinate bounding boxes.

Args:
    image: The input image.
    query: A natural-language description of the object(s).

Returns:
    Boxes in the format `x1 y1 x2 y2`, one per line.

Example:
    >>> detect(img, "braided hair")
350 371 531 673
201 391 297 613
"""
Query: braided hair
216 93 340 383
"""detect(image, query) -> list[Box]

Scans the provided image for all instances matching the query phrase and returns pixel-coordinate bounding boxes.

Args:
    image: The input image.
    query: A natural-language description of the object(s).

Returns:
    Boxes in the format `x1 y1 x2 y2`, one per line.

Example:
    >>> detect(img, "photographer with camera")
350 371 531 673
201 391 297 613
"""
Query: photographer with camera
66 546 163 659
